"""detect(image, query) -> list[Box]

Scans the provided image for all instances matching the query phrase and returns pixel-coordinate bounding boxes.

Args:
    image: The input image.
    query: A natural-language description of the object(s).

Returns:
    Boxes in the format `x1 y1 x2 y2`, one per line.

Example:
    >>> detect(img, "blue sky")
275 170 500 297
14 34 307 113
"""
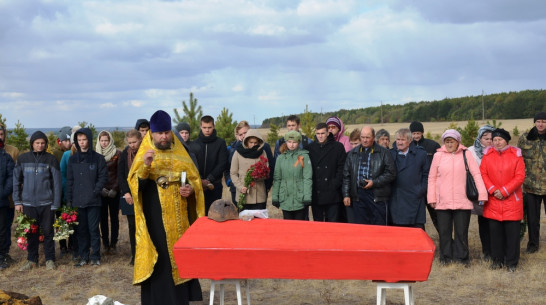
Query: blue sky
1 0 545 128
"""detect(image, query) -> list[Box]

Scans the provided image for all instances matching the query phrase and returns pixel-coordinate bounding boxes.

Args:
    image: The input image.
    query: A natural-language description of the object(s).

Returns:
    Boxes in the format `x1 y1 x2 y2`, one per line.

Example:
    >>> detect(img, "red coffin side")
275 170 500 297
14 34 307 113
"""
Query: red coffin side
173 217 435 282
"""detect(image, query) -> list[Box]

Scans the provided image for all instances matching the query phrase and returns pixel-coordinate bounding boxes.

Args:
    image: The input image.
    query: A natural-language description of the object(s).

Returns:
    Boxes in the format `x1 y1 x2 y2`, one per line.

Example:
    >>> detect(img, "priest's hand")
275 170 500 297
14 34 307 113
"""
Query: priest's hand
144 149 155 166
179 185 194 197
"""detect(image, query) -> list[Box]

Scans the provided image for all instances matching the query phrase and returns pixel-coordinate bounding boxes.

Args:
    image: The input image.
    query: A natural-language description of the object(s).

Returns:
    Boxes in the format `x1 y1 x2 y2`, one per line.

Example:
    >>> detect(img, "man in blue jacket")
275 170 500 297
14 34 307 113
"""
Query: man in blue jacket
389 128 430 229
66 128 108 267
13 131 62 271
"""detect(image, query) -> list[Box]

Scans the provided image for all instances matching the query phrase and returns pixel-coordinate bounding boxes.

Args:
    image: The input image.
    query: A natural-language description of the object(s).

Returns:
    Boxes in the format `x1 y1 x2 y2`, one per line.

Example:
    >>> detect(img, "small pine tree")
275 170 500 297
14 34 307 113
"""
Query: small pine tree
215 107 237 144
46 131 58 154
0 114 7 128
173 92 203 140
267 123 280 146
486 119 502 128
111 128 126 149
300 105 315 138
513 125 520 137
457 118 479 147
7 120 29 152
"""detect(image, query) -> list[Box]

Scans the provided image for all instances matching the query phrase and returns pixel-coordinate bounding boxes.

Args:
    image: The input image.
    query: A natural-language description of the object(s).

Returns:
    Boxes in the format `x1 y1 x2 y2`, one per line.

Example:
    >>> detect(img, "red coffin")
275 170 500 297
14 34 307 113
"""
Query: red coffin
173 217 435 283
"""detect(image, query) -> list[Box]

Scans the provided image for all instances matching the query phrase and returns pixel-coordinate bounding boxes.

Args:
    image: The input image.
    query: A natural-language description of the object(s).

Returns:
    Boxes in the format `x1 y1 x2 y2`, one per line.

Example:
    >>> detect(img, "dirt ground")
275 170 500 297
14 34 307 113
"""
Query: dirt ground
2 201 545 305
1 118 544 304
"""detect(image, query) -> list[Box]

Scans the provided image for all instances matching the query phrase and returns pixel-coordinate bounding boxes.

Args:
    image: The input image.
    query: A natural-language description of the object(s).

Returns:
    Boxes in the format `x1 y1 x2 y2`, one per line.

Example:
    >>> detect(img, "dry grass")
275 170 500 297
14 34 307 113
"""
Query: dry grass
1 118 544 304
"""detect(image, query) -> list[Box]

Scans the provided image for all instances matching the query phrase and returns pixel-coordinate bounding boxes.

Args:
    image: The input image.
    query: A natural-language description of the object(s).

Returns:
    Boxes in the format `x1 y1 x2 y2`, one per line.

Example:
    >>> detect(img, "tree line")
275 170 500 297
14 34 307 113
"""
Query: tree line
260 89 545 127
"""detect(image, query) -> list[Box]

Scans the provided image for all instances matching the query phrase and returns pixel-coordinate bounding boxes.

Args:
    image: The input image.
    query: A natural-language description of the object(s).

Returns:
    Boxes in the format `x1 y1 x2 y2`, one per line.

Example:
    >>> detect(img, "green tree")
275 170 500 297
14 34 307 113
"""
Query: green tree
173 92 203 140
215 107 237 144
486 119 502 129
46 131 58 154
267 123 280 147
300 105 315 138
7 120 29 152
111 128 126 149
0 114 7 127
513 125 520 137
457 118 479 147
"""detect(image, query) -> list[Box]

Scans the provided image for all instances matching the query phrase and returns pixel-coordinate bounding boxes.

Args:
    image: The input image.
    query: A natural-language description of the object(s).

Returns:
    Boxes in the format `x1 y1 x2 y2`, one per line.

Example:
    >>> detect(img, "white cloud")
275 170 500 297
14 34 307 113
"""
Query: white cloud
95 21 143 35
99 103 116 109
232 85 244 92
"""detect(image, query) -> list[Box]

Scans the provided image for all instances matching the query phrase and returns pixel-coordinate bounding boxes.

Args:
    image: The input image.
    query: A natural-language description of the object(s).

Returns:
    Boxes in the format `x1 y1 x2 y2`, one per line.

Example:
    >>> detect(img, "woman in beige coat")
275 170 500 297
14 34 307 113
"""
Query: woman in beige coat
230 129 269 210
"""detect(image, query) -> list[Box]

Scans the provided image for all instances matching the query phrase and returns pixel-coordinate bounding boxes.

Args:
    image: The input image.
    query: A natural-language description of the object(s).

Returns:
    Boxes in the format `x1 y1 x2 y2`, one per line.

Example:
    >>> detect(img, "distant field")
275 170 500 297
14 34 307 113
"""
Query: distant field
257 118 535 145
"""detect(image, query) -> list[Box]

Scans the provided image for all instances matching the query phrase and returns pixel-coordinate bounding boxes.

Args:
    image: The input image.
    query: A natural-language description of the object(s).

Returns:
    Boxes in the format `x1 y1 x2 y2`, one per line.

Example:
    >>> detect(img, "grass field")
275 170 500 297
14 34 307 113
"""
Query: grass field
1 118 544 305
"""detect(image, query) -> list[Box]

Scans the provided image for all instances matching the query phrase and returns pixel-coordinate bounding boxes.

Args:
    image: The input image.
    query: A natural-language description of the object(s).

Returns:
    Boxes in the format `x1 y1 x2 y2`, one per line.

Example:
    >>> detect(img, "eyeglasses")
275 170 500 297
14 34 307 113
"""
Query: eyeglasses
327 125 337 129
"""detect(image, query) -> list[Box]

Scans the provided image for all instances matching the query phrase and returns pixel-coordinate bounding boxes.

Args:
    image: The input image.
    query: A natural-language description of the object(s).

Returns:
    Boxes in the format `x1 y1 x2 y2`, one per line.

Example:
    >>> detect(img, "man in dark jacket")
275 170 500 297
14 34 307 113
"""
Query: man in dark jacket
13 131 62 271
342 126 396 225
308 123 346 222
409 121 441 233
66 128 108 267
0 138 14 270
189 115 228 214
389 128 430 229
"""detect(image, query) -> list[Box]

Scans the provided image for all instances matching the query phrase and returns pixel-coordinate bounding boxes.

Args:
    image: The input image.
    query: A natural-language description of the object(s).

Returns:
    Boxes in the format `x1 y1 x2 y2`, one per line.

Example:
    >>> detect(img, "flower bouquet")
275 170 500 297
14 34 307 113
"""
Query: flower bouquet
53 206 79 241
238 156 270 210
14 212 37 251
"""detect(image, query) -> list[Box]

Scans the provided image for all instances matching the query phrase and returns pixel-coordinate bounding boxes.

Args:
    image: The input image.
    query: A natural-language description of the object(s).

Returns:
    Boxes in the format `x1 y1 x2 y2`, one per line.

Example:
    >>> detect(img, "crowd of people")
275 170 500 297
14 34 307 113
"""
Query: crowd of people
0 110 544 305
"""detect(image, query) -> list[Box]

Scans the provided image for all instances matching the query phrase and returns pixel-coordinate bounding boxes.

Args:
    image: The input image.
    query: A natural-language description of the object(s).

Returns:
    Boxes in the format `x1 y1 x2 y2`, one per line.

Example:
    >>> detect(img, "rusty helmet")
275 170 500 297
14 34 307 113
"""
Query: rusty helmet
208 199 239 222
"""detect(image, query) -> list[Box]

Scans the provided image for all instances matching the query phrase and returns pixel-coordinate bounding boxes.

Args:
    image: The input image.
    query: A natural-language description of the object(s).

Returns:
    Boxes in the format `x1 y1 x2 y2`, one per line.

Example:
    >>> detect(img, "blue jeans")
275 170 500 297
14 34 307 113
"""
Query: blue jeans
349 188 388 225
77 206 101 261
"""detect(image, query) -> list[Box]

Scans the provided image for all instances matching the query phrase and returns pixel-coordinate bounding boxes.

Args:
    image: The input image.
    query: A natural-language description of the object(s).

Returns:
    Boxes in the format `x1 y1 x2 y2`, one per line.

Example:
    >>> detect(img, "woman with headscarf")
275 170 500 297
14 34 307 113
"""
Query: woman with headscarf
480 129 525 271
326 116 352 152
428 129 488 265
96 130 122 255
230 129 269 210
467 125 495 261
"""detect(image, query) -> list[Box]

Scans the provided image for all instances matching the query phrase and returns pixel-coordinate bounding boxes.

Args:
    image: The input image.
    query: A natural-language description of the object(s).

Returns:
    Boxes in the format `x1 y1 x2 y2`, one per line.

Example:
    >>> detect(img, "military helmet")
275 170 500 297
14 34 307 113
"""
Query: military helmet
208 199 239 222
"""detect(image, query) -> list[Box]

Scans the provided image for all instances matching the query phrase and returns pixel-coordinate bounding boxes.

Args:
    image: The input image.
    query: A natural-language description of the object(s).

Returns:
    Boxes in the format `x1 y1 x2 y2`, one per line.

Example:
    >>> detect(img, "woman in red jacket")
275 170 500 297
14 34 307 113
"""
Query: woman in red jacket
480 128 525 271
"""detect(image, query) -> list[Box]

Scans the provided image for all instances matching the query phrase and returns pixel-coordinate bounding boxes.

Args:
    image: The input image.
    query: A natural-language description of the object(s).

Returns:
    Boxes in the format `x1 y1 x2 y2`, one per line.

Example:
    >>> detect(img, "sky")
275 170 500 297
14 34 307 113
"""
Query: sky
1 0 545 128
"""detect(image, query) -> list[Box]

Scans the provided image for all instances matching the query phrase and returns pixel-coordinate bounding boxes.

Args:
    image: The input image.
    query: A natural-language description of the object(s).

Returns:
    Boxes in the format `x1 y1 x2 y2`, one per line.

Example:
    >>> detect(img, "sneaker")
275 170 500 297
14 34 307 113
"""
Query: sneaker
19 260 38 271
3 254 15 265
90 259 100 266
45 260 56 270
74 259 88 267
0 257 9 271
489 262 503 270
507 265 517 272
526 246 539 254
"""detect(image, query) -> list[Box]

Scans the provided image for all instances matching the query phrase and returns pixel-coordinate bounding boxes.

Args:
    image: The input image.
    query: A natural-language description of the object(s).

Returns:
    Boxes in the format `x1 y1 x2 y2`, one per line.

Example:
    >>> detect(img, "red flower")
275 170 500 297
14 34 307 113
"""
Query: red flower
30 224 39 234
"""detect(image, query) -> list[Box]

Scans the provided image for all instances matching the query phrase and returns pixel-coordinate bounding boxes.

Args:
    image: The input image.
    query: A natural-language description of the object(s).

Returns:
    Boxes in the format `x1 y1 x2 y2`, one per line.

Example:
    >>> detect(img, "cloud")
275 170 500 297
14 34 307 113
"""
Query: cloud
99 103 116 109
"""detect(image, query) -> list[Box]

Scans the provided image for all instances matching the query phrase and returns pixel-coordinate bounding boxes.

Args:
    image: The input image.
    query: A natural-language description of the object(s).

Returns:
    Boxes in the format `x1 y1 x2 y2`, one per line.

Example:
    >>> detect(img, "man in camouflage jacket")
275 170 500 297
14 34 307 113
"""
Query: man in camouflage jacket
518 112 546 253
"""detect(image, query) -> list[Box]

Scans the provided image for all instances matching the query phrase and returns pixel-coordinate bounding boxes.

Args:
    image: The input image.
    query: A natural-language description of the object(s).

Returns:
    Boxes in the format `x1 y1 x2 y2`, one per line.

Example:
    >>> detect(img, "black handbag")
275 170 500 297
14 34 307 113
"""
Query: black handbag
462 149 479 202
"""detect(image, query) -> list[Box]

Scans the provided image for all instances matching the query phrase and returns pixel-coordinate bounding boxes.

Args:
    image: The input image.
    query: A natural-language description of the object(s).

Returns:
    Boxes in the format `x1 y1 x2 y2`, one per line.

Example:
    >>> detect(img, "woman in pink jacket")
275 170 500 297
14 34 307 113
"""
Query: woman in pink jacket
480 129 525 272
428 129 488 265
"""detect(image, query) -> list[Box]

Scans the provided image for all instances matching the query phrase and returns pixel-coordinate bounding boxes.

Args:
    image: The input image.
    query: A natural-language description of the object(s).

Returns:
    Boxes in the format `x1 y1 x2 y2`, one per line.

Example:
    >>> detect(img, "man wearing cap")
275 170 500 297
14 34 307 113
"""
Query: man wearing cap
518 111 546 253
129 110 205 305
342 126 396 225
52 126 73 257
175 122 191 144
53 126 72 162
409 121 441 233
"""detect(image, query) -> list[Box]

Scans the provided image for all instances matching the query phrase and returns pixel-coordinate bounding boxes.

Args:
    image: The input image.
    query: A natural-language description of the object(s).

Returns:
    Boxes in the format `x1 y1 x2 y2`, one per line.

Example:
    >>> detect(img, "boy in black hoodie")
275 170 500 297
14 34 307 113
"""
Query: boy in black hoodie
13 131 62 271
66 128 108 266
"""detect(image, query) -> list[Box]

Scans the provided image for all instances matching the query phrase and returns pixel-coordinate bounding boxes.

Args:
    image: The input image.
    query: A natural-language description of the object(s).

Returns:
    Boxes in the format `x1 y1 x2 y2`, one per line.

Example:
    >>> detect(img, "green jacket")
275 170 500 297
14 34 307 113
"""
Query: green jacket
518 126 546 195
272 149 313 211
